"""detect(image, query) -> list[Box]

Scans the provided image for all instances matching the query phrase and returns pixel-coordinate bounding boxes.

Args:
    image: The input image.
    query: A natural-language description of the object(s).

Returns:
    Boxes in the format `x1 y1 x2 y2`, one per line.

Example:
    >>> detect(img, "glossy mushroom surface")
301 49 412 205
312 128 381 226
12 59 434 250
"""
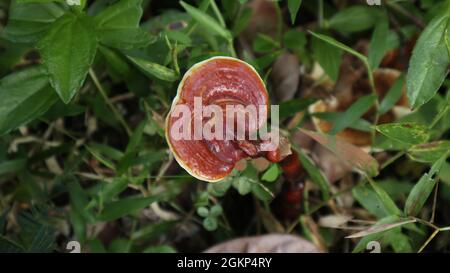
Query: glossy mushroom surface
166 57 270 182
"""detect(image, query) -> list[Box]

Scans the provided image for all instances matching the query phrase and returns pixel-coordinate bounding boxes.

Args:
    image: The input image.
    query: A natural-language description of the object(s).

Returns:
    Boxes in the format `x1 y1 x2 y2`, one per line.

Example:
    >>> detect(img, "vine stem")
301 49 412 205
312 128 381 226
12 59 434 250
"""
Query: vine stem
88 68 132 136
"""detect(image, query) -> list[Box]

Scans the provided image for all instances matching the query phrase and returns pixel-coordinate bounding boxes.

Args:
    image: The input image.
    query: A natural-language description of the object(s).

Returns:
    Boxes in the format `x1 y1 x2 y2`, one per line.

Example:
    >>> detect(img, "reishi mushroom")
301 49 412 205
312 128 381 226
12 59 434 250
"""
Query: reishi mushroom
166 56 288 182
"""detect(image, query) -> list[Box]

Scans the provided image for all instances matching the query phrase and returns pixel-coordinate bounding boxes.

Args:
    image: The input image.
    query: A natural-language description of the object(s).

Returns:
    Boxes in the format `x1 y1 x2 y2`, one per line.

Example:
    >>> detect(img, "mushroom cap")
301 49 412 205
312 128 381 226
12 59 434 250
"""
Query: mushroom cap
166 56 269 182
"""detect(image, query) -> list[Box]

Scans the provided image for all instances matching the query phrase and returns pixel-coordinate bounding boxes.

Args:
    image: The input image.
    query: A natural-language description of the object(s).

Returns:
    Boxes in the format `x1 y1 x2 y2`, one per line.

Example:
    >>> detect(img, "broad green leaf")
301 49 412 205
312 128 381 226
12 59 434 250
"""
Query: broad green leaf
298 150 330 200
312 33 342 82
127 55 178 82
0 66 58 135
287 0 302 24
261 164 279 182
329 94 376 135
375 122 429 145
368 18 389 69
97 29 155 49
300 129 379 177
353 184 390 218
93 0 154 49
279 97 317 119
367 178 402 216
405 154 448 216
379 75 405 115
2 1 65 43
406 12 450 109
328 6 381 33
94 0 142 28
98 195 162 221
38 13 98 103
180 1 232 40
408 140 450 163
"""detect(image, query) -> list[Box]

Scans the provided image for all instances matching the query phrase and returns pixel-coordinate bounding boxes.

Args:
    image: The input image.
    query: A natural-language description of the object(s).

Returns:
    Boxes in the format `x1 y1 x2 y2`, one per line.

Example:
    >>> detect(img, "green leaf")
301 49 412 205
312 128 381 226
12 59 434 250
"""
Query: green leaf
94 0 143 28
117 119 147 173
312 33 342 82
329 94 376 135
279 97 317 119
408 140 450 163
287 0 302 24
97 29 155 49
131 221 177 241
0 159 26 175
368 18 389 70
180 1 231 40
253 34 279 53
98 195 162 221
375 122 429 145
38 13 98 103
353 184 390 218
209 204 223 217
300 129 379 177
0 66 58 135
203 216 218 231
127 55 178 82
406 12 450 109
404 154 448 216
309 31 367 62
298 150 330 200
379 74 405 115
197 207 209 217
93 0 154 49
328 6 381 33
367 178 402 216
2 1 65 43
261 164 279 182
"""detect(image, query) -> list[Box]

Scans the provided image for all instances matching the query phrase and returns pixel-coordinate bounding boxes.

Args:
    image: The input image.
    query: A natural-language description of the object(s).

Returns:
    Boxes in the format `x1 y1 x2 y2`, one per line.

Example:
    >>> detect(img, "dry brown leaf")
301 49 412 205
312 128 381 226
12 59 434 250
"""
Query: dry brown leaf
204 234 324 253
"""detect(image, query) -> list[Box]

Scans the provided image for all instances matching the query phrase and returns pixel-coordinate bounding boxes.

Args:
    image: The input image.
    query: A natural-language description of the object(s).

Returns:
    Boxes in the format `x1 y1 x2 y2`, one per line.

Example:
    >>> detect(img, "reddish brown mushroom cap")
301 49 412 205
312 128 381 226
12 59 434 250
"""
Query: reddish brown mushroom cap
166 56 269 182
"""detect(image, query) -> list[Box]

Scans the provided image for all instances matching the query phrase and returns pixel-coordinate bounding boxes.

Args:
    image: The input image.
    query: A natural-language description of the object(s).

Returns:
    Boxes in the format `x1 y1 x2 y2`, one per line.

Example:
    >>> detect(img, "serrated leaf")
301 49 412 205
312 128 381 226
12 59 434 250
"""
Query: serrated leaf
406 12 450 109
38 13 98 103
